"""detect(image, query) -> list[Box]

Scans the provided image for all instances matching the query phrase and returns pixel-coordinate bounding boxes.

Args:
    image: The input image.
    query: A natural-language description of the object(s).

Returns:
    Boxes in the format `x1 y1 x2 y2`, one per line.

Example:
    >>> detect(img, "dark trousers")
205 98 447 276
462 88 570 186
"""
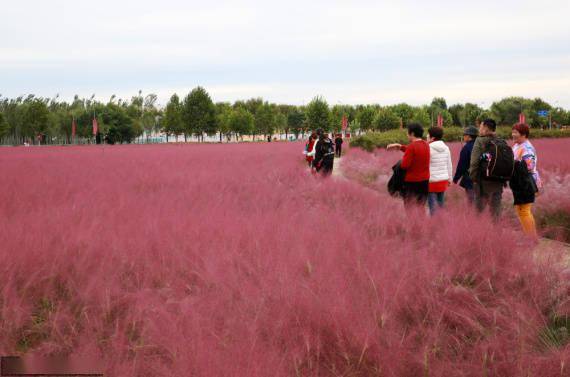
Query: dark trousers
402 180 429 209
475 185 503 220
335 145 342 157
316 157 334 176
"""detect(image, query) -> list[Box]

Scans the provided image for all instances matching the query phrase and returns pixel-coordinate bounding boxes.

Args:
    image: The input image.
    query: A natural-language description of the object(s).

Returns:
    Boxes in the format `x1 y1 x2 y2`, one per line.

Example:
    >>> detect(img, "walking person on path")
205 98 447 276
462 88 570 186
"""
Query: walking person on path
387 123 431 210
510 123 541 238
334 134 343 158
313 132 335 176
453 126 478 205
469 119 514 220
427 127 453 216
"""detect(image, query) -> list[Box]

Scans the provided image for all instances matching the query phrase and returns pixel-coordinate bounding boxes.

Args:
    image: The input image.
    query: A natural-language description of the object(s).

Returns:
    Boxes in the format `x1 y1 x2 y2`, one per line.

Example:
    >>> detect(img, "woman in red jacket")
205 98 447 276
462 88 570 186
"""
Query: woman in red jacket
387 124 431 208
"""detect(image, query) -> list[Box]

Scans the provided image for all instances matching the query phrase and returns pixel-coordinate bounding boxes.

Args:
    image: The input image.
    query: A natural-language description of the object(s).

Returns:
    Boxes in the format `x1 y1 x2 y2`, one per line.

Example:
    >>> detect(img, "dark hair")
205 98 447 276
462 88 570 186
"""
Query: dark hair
407 123 424 138
316 128 323 136
428 127 444 141
310 132 317 140
512 123 530 138
481 119 497 132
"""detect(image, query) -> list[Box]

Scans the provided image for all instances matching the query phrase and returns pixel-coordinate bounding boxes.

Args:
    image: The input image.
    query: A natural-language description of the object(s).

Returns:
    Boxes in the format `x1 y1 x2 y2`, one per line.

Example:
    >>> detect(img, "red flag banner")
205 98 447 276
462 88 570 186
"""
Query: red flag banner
72 118 77 138
519 113 526 124
92 117 98 136
437 113 443 127
341 115 348 131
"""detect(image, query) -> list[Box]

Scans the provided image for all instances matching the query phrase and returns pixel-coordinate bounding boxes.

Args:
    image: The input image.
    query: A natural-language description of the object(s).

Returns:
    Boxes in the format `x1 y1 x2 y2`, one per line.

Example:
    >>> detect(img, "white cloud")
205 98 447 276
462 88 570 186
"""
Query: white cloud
1 0 569 106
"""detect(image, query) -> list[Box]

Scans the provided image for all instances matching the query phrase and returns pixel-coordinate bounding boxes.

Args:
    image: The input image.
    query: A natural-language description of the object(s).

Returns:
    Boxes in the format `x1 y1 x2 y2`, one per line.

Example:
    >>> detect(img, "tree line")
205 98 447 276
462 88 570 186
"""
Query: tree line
1 88 569 145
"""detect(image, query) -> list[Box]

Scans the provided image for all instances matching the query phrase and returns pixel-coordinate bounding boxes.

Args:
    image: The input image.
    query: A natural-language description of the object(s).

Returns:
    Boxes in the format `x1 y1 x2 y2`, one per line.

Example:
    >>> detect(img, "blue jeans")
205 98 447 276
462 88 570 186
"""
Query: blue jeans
428 192 445 216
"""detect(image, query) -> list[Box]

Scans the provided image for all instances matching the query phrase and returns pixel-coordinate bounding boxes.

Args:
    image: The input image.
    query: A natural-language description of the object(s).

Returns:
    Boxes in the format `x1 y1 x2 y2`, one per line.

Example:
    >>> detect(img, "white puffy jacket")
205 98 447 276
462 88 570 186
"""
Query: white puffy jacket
429 140 453 183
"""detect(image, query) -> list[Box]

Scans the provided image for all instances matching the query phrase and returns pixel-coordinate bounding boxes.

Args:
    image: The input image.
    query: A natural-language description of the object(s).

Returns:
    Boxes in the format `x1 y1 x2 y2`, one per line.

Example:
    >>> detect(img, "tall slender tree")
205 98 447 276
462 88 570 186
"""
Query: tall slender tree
163 94 184 142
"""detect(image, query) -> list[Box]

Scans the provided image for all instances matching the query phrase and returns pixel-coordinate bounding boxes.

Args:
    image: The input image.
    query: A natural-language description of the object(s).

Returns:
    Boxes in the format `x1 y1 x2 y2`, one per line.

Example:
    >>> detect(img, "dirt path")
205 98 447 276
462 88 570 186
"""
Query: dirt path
332 157 344 179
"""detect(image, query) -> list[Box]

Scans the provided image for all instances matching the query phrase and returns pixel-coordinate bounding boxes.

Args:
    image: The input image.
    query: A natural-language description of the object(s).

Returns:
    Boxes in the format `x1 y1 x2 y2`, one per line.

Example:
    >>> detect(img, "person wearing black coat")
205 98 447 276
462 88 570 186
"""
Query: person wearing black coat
453 126 478 204
509 160 536 206
314 133 335 176
387 160 406 197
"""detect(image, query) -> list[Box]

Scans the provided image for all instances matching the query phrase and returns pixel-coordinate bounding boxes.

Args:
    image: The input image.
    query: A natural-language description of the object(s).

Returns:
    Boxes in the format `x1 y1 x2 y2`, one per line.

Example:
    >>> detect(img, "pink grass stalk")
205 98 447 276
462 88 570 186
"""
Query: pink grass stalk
0 141 568 376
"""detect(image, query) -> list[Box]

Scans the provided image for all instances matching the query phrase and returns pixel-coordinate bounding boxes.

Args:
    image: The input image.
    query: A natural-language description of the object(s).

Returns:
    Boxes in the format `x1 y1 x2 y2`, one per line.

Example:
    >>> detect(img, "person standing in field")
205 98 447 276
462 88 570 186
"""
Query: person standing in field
469 119 514 220
510 123 541 238
305 132 318 168
426 127 453 216
334 134 343 158
387 123 431 209
453 126 478 205
313 132 335 176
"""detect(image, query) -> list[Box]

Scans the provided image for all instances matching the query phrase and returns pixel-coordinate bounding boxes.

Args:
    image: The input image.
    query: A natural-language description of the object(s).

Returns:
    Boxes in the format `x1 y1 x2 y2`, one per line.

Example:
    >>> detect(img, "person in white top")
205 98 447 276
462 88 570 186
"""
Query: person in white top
427 127 453 216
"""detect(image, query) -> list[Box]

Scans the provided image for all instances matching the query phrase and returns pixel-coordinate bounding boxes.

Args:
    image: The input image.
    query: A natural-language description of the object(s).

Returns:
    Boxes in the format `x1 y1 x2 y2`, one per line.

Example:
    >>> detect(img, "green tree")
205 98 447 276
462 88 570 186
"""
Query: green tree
101 103 139 144
490 97 530 125
438 110 454 128
163 94 184 142
306 96 331 132
389 103 414 126
356 105 376 132
287 108 305 139
551 107 567 127
21 98 51 142
229 107 254 139
141 94 159 140
529 98 552 128
215 102 232 142
0 112 8 138
331 104 353 132
255 103 277 139
373 108 400 131
182 87 217 142
411 108 430 127
448 104 464 126
430 97 448 111
275 112 287 139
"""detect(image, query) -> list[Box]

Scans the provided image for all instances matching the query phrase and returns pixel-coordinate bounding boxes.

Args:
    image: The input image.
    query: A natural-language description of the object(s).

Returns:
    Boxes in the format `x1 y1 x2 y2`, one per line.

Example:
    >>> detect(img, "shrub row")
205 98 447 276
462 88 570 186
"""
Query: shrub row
351 127 570 151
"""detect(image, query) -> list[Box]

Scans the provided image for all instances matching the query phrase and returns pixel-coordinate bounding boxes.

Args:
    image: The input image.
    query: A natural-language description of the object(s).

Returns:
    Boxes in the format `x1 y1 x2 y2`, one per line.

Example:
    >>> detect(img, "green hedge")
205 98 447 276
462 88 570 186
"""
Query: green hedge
351 127 570 151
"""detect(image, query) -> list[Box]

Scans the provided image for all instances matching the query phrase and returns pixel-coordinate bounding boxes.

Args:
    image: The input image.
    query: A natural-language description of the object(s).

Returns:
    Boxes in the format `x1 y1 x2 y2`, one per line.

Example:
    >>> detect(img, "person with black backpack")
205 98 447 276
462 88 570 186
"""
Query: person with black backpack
469 119 514 220
313 132 335 176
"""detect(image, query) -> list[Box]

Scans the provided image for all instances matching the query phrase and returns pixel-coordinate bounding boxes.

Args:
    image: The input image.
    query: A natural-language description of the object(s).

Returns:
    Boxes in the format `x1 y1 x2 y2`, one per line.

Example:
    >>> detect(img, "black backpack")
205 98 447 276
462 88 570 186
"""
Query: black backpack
320 139 335 157
509 160 536 205
387 160 406 197
480 138 514 182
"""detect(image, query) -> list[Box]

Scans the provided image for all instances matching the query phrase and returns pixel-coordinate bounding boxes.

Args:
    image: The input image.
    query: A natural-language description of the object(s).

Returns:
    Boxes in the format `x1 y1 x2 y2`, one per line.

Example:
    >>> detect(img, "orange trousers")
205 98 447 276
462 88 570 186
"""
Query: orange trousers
514 204 537 239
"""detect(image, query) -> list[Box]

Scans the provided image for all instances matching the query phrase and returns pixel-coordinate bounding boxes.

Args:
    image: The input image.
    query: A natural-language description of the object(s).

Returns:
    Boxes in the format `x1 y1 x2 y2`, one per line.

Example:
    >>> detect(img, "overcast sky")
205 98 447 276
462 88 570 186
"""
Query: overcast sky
1 0 569 108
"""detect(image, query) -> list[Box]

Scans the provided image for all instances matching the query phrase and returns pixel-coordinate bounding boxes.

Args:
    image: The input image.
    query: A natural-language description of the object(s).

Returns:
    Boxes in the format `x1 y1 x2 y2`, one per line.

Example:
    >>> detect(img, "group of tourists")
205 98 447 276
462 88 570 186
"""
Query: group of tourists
386 119 541 238
304 130 344 176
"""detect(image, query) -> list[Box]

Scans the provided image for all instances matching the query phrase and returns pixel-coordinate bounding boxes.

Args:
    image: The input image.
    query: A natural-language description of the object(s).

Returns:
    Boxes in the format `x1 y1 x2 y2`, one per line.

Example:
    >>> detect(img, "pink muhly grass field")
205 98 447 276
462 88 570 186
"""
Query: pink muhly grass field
0 141 569 376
